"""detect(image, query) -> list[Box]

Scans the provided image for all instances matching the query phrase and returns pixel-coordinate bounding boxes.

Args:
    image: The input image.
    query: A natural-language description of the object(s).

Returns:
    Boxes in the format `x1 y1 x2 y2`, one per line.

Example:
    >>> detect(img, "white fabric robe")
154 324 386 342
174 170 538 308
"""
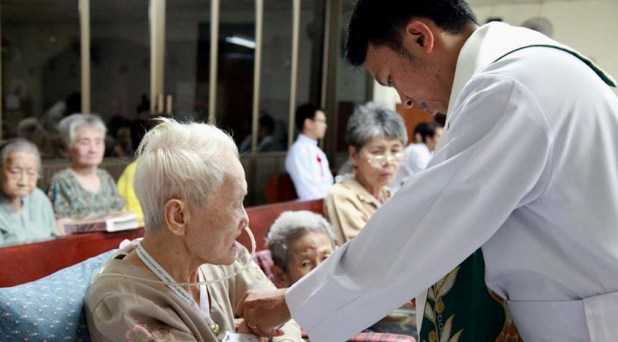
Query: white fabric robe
285 22 618 342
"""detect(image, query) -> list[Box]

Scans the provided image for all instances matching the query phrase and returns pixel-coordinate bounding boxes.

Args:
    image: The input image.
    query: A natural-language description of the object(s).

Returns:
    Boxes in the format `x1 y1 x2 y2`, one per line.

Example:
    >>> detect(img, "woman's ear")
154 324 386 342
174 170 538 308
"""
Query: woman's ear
349 146 359 167
403 19 435 54
163 199 188 236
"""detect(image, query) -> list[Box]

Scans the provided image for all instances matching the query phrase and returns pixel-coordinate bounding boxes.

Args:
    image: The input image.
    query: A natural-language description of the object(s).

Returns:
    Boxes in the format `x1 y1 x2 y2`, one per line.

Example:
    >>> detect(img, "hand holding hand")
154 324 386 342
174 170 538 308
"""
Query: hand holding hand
235 288 291 338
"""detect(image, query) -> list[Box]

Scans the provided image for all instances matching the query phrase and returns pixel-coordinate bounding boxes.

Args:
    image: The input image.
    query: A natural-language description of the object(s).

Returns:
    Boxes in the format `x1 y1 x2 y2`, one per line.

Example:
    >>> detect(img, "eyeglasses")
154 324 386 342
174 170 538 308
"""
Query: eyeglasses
362 150 405 166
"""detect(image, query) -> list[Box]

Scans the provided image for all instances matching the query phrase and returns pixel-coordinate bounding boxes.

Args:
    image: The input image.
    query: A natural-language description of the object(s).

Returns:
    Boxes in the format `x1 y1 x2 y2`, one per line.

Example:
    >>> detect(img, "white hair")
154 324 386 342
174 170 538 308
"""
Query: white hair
134 118 239 231
58 113 107 149
0 139 41 171
266 210 337 270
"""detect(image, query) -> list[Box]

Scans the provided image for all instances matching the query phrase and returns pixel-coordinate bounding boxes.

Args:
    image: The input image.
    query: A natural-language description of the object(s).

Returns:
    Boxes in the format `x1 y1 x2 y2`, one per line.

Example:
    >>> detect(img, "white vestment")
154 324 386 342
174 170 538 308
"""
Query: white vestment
285 22 618 342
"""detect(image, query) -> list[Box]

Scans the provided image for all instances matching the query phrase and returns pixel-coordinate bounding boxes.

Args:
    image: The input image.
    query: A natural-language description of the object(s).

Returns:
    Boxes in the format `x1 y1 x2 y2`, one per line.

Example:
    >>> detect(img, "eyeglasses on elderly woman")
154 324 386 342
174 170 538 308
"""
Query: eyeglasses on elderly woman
361 149 405 167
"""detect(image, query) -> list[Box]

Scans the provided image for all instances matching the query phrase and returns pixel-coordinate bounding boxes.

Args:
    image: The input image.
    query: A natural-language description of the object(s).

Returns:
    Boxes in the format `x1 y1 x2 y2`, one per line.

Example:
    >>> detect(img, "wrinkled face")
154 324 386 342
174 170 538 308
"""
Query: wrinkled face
186 156 249 266
1 152 39 201
365 44 450 116
352 136 404 190
305 110 328 139
283 231 334 286
426 127 444 152
71 126 105 167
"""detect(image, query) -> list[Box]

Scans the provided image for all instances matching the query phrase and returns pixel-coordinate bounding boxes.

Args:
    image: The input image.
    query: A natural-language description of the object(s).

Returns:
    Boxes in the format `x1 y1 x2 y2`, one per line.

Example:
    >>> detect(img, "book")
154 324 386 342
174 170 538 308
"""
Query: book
64 212 140 234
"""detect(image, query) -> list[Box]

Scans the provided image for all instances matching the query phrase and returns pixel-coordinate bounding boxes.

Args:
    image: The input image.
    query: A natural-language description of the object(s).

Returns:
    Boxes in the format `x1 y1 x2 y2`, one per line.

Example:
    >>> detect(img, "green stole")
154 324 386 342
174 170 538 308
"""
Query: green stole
418 250 521 342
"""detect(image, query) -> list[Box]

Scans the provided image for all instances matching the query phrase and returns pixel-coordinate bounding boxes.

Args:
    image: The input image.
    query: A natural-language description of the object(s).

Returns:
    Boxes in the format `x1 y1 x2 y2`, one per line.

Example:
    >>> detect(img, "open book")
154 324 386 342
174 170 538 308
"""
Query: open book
64 212 140 234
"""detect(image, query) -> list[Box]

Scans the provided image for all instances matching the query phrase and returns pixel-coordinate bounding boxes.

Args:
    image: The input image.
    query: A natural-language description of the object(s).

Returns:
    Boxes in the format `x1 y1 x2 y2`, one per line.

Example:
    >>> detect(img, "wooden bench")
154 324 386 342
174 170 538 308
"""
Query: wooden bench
0 198 324 287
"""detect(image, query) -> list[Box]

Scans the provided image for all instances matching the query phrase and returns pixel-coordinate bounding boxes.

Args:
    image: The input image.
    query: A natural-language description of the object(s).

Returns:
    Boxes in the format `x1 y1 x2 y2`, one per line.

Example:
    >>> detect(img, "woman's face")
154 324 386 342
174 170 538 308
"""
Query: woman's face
352 136 404 190
71 126 105 167
282 231 335 287
1 152 39 201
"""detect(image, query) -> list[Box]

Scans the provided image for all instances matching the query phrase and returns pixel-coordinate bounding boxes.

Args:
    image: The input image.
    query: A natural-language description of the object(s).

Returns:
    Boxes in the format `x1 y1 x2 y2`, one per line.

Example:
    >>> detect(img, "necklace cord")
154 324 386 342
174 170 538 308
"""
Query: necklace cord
93 226 257 286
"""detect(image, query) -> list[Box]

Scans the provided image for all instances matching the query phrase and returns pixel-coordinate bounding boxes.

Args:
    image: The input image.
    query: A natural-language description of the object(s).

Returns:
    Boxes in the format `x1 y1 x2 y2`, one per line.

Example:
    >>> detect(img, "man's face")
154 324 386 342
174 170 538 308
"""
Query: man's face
280 231 334 286
364 44 450 116
304 110 327 140
185 155 249 266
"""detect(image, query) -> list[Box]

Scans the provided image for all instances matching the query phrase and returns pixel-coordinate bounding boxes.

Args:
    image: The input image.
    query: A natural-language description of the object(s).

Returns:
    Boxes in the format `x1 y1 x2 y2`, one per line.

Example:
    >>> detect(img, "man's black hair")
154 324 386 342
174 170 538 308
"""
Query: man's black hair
416 121 443 144
295 103 323 132
345 0 478 66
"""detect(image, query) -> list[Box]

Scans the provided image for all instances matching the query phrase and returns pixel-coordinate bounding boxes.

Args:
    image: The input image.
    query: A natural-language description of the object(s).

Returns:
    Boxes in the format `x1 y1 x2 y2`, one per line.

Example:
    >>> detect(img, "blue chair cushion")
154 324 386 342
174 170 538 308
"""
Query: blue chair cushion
0 250 113 341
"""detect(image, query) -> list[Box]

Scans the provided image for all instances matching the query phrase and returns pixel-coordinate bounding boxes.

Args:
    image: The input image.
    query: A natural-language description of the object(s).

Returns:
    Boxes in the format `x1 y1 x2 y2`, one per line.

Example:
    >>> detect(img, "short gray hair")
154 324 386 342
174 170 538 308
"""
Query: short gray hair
0 139 41 171
266 210 337 271
345 102 407 150
58 113 107 149
134 118 239 232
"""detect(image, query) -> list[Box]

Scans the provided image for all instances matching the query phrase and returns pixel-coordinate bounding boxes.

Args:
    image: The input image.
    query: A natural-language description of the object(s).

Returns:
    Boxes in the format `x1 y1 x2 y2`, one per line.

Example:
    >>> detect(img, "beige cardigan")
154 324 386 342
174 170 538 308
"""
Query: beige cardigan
85 245 301 342
323 176 391 243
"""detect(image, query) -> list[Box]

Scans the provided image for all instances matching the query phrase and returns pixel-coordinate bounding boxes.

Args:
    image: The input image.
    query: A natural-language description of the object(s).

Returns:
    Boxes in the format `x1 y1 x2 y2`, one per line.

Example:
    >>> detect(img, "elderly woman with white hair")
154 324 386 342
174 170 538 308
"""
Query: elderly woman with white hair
85 119 301 341
47 114 124 231
324 102 407 243
265 210 337 288
0 139 56 246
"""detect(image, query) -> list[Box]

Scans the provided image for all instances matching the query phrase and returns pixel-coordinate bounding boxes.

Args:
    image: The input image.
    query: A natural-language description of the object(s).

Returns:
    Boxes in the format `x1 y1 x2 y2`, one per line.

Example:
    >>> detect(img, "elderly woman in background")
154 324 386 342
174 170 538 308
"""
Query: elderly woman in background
85 119 301 341
47 114 124 231
324 102 407 243
0 139 56 246
323 102 416 337
265 210 337 288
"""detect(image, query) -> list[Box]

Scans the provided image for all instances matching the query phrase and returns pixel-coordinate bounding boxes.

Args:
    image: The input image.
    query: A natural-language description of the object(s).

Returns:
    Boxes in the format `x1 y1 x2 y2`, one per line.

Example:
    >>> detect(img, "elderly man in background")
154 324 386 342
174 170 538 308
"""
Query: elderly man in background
85 118 301 341
0 139 56 246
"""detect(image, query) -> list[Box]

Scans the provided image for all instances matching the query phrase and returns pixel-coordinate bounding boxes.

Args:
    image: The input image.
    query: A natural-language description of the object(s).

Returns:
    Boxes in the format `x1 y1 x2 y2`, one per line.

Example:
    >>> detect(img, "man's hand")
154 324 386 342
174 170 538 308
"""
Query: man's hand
235 288 291 337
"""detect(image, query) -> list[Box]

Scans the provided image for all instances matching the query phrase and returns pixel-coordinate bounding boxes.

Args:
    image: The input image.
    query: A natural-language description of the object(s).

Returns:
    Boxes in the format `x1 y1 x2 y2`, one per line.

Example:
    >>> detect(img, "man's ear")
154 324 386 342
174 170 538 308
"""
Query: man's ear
163 199 188 236
403 20 435 54
271 265 291 287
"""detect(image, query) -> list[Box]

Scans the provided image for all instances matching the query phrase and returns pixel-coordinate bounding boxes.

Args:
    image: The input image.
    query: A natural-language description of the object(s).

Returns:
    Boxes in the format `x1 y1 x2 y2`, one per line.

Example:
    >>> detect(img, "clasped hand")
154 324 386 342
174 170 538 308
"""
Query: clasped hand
235 288 291 338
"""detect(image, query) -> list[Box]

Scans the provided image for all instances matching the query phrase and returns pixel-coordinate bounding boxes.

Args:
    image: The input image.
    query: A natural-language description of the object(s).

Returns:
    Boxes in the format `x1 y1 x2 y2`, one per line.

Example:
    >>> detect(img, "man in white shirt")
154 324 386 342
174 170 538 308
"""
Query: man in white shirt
285 104 333 200
237 1 618 341
390 121 443 192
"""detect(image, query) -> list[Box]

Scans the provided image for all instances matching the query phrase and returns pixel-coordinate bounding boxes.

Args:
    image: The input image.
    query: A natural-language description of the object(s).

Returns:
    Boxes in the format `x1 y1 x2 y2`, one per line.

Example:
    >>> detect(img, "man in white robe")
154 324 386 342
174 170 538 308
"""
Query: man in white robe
237 1 618 341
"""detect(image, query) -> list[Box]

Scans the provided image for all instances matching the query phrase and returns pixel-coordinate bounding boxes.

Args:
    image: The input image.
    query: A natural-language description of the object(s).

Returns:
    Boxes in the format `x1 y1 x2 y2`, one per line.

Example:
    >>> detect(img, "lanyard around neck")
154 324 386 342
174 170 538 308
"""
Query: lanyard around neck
135 243 220 336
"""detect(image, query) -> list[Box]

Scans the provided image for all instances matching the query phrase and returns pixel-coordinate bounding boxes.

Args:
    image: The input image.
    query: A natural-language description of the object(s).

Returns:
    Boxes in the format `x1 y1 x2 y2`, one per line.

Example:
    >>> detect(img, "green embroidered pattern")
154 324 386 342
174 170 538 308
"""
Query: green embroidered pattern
420 250 522 342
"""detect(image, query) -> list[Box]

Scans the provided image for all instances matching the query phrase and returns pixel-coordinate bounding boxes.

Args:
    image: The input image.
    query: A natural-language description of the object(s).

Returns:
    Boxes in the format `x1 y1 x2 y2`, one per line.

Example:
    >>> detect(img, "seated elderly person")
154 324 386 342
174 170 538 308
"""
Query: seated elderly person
265 210 337 288
324 102 407 243
47 114 125 231
0 139 56 246
85 118 301 341
265 210 416 338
